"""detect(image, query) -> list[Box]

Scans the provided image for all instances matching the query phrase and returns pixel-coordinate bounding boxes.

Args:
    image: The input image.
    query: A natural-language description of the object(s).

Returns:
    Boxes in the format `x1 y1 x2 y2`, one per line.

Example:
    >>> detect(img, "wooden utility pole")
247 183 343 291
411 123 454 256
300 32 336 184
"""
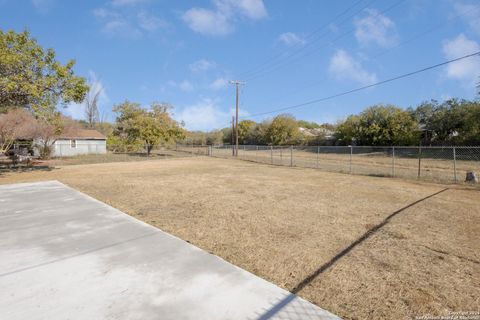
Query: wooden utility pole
231 115 235 156
229 80 245 157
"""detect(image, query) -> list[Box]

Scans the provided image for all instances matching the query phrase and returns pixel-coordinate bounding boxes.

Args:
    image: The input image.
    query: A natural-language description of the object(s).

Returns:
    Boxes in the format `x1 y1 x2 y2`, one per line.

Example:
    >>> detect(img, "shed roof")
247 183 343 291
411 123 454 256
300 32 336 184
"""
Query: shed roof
58 129 106 140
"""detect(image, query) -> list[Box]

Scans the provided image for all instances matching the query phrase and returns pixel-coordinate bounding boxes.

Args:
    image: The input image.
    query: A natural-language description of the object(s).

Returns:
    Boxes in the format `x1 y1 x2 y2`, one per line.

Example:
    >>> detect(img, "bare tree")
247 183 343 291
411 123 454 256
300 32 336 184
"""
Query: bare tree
0 109 37 155
34 115 80 159
84 84 102 128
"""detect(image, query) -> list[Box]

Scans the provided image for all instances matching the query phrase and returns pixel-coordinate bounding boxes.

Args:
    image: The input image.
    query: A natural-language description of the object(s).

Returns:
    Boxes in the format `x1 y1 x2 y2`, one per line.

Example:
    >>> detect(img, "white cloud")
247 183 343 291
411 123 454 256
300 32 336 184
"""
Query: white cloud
175 96 250 131
64 71 109 120
103 18 142 38
137 10 168 32
329 49 377 86
176 99 229 131
442 33 480 86
31 0 54 12
93 5 167 37
179 80 194 92
111 0 148 6
182 0 267 36
189 59 217 72
354 9 398 47
93 7 115 19
454 3 480 35
226 0 267 19
278 32 306 46
210 77 228 90
182 7 232 36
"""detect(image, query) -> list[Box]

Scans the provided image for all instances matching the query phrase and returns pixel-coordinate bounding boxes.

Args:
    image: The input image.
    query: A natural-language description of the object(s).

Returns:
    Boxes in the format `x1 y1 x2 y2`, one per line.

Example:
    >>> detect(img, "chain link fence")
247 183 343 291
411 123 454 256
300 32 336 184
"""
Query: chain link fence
177 144 480 184
0 142 204 169
3 141 479 184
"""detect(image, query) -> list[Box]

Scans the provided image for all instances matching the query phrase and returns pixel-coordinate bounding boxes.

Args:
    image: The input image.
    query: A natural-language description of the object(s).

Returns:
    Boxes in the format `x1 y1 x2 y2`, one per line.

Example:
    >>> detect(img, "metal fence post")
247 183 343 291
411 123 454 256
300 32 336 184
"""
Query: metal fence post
256 145 258 162
290 145 293 167
349 145 353 174
270 145 273 164
417 146 422 179
453 147 457 183
316 146 319 169
392 146 395 177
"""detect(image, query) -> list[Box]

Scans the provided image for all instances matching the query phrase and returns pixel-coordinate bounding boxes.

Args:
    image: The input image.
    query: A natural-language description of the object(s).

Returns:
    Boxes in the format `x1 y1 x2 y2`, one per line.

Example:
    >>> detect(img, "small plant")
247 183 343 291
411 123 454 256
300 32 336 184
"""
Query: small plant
36 144 53 159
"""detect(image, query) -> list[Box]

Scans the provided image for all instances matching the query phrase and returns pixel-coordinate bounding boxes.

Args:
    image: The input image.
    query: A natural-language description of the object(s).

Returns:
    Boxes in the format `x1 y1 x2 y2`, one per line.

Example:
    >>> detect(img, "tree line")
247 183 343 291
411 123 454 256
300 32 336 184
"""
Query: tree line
0 30 184 158
186 99 480 147
2 29 479 160
337 99 480 146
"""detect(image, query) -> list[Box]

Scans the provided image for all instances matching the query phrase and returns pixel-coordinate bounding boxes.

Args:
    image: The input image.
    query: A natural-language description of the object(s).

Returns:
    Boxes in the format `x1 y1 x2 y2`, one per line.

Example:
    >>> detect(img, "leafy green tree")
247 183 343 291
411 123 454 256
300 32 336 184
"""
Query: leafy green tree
428 100 465 143
251 121 270 145
319 123 336 131
335 115 361 145
112 101 144 148
0 30 88 115
205 130 223 145
297 120 320 129
265 114 299 145
220 127 232 144
411 99 479 145
337 105 419 145
113 101 185 156
238 120 256 144
459 101 480 145
184 131 207 145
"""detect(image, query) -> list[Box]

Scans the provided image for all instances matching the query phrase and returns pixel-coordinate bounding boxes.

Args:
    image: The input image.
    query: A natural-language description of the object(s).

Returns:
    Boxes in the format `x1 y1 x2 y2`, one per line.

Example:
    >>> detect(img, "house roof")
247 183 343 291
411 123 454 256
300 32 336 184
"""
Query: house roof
59 129 106 140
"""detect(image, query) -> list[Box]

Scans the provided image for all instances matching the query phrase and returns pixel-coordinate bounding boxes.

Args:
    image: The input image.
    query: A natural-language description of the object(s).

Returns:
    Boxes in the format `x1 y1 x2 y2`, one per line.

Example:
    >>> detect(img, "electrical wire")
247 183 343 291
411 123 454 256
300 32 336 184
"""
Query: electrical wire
243 0 406 82
242 51 480 119
236 0 376 80
249 3 480 107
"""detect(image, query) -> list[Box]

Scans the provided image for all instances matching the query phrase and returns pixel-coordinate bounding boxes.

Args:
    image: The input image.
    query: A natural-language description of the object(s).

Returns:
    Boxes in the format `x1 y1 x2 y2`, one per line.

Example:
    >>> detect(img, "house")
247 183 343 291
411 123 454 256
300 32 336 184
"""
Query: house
35 129 107 157
298 127 336 141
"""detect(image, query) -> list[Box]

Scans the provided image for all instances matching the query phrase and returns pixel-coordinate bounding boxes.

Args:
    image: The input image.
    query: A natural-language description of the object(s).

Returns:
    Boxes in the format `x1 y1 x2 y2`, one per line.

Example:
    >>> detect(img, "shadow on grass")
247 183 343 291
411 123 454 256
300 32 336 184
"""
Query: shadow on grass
254 188 449 320
113 152 176 158
0 165 55 175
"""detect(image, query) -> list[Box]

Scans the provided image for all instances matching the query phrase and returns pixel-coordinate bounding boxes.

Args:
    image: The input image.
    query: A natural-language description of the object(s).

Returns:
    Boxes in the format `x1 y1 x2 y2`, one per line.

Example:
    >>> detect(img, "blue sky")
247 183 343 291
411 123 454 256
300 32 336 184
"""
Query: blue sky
1 0 480 131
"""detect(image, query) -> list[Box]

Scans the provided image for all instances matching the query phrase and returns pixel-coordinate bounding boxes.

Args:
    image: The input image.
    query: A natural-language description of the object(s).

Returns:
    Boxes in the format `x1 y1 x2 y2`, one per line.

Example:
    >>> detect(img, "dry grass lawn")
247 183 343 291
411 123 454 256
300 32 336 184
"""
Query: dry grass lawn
1 157 479 319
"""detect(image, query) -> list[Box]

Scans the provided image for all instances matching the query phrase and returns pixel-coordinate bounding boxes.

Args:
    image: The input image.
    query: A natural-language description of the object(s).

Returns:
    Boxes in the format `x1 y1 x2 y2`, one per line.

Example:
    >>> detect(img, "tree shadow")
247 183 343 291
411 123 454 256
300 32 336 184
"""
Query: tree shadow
0 164 55 175
253 188 449 320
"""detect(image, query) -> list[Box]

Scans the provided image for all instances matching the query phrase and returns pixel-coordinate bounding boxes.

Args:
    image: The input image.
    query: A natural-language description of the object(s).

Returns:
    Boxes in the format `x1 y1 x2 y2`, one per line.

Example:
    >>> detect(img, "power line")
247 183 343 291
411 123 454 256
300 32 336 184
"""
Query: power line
244 0 406 82
236 0 376 80
249 3 480 108
369 4 480 60
243 51 480 119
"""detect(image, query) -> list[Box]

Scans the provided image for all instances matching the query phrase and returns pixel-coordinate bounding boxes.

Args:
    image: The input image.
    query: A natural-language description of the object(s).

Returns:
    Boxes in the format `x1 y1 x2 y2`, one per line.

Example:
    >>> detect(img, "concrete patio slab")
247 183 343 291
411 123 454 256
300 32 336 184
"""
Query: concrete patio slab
0 181 339 320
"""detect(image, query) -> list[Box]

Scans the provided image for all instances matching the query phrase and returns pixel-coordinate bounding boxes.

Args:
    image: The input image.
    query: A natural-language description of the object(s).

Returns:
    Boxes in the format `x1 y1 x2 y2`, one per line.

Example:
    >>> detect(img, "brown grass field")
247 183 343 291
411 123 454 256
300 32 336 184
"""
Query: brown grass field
210 146 480 184
1 157 479 319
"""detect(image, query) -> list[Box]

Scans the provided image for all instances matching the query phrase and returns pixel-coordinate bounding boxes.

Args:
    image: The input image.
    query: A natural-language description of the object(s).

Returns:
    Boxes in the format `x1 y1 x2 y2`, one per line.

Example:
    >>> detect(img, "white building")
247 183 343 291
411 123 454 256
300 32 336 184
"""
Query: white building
36 129 107 157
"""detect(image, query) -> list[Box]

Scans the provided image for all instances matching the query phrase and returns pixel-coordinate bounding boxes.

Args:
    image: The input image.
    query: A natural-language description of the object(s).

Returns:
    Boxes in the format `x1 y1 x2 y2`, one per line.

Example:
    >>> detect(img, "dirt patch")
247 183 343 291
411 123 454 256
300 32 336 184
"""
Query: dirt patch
1 157 478 319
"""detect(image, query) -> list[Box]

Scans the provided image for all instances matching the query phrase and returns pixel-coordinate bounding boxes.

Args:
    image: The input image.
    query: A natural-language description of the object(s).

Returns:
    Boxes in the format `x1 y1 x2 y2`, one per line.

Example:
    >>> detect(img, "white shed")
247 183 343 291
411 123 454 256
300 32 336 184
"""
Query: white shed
40 129 107 157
